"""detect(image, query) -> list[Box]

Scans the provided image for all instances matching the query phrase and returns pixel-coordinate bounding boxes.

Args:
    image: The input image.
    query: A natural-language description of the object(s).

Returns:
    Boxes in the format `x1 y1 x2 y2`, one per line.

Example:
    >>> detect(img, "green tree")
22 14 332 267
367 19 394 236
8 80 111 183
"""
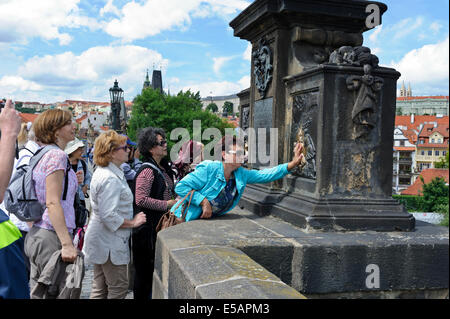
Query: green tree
435 149 449 168
206 103 218 113
419 177 449 212
222 101 234 114
396 107 403 115
127 88 234 154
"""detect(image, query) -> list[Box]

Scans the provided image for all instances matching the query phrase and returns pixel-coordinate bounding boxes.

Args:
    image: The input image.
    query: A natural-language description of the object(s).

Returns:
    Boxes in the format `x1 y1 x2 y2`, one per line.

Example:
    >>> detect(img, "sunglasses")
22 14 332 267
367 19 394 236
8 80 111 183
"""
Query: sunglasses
228 150 245 157
156 140 167 147
115 145 130 152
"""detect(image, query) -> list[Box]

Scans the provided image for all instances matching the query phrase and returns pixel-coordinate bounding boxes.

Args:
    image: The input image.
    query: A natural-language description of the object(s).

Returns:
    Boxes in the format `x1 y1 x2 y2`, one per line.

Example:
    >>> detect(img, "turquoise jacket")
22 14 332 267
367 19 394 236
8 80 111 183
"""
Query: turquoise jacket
171 160 290 221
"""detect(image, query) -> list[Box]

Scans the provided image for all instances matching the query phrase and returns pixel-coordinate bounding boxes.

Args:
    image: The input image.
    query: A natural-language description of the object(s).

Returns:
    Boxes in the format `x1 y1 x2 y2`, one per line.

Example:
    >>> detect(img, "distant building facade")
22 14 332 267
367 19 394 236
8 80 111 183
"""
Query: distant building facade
201 94 240 115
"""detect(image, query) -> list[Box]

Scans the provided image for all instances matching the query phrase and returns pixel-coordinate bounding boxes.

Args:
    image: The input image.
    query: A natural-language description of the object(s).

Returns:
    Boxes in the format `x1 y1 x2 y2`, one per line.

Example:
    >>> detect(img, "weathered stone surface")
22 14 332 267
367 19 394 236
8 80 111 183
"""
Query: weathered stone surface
164 245 304 299
153 207 449 299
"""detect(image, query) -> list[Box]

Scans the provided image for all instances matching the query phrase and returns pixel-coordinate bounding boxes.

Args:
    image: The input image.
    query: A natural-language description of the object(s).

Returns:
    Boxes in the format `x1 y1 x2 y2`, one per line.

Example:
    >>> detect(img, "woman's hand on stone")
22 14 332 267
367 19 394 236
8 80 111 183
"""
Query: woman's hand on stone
287 142 305 171
200 198 212 219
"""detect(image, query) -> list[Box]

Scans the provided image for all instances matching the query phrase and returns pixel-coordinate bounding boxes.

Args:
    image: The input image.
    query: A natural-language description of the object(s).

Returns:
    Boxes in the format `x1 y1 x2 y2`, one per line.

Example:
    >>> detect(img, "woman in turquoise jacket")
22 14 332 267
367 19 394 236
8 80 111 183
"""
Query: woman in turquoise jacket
171 136 305 221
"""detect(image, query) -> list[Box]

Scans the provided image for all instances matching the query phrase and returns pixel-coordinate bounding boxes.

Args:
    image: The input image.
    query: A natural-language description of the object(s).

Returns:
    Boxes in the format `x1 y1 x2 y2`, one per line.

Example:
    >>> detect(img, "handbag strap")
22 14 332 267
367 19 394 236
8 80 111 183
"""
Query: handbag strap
180 190 195 221
172 190 195 221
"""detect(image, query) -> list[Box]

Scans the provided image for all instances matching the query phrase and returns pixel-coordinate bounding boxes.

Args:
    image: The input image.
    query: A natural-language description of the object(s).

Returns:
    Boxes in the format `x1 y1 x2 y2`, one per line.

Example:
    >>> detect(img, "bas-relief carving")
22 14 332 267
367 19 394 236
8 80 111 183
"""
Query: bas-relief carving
325 46 383 196
241 106 250 130
291 27 363 70
291 92 318 179
327 46 383 140
252 37 273 98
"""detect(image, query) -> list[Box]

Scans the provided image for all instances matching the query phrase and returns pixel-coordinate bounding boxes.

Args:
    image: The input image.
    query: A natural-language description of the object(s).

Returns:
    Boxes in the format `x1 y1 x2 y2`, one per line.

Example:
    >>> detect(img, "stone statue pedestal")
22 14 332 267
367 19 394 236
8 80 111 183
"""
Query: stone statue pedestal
242 64 415 231
231 0 414 231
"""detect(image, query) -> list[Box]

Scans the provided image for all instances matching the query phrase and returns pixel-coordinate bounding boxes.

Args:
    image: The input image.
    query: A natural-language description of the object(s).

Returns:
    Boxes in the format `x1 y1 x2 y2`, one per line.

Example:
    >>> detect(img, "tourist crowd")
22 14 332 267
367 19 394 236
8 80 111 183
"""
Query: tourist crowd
0 99 304 299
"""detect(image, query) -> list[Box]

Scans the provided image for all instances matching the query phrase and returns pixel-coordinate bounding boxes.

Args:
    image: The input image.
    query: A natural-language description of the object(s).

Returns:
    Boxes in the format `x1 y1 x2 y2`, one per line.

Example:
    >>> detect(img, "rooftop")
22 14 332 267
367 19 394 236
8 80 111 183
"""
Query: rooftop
401 168 449 196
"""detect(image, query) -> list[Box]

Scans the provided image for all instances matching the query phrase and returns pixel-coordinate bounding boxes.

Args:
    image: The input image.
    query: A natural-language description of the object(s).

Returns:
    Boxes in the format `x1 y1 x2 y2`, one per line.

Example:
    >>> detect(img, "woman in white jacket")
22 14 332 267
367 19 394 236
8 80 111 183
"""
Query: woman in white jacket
83 130 146 299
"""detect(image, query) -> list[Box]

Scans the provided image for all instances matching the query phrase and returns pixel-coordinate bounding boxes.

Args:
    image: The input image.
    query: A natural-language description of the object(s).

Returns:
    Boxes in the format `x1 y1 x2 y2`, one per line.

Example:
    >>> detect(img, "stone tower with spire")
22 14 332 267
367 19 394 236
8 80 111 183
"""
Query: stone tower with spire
399 81 412 97
407 82 412 97
142 69 151 92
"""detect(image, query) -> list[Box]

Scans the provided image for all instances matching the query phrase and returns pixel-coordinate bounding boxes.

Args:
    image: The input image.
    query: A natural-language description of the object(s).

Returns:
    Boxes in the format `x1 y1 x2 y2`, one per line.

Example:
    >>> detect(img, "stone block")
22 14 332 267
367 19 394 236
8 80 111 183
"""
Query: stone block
166 245 304 299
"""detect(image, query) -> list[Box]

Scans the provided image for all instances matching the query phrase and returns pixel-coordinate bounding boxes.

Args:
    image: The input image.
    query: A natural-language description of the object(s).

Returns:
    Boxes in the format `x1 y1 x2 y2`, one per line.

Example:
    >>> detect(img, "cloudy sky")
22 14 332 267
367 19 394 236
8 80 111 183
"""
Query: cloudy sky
0 0 448 103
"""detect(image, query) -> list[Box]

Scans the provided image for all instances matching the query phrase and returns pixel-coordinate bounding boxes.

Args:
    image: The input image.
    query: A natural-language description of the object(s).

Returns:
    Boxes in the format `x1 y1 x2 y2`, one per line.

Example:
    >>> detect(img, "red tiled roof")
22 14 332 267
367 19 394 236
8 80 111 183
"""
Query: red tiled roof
394 146 415 151
418 124 449 138
395 115 449 132
76 114 88 124
18 113 39 123
401 168 449 196
100 126 109 131
417 143 449 149
397 96 449 101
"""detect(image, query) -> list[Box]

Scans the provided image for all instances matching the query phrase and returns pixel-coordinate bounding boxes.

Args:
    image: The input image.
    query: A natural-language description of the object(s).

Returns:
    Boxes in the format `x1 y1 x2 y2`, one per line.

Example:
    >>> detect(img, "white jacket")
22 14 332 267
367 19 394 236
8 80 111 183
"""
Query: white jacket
82 162 133 265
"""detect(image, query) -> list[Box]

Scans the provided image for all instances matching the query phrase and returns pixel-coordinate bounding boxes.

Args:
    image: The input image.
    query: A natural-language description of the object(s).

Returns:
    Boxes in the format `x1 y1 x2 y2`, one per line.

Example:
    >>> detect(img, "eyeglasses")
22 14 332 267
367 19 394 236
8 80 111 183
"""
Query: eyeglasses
115 145 130 152
228 150 244 157
156 140 167 147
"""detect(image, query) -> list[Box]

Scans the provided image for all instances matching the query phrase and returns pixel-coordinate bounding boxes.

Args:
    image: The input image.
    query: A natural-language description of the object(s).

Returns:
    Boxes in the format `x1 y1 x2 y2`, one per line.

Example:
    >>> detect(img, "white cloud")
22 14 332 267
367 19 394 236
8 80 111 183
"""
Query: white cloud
391 37 449 93
429 22 443 34
102 0 250 42
391 17 424 40
213 56 233 74
100 0 121 17
10 45 168 102
238 75 250 89
180 76 249 98
243 43 252 61
0 0 100 45
368 25 382 43
0 76 43 94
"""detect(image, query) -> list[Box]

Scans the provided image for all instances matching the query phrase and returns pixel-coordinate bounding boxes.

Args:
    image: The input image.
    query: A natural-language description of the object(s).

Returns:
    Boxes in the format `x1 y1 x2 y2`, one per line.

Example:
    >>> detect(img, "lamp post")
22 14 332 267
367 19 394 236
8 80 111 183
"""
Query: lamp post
109 79 123 133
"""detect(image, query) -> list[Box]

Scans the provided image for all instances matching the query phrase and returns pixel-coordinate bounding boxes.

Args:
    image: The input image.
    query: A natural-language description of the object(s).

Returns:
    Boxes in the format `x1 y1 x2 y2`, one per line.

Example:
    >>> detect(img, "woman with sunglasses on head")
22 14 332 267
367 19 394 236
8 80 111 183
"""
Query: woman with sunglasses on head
131 127 177 300
82 130 146 299
170 135 305 221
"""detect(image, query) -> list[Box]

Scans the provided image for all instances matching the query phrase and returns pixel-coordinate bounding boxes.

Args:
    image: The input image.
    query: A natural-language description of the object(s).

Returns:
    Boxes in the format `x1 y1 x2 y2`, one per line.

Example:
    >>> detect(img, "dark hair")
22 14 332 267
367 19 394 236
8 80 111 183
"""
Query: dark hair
219 135 238 153
137 127 166 161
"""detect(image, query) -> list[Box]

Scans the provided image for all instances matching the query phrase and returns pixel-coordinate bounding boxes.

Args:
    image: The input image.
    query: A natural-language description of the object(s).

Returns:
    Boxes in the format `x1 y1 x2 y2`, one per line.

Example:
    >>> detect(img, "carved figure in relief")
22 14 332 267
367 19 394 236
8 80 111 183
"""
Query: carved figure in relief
252 37 273 98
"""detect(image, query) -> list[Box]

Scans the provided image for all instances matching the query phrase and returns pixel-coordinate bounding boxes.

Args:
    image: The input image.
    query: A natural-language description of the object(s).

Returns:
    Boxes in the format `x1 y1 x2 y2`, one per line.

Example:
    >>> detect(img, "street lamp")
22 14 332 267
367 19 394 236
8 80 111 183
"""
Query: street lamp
109 79 123 132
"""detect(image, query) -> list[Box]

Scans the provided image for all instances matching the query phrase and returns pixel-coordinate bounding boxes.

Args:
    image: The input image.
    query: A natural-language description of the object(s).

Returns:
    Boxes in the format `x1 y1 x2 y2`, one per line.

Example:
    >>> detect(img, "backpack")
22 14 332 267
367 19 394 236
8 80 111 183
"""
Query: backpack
4 145 70 222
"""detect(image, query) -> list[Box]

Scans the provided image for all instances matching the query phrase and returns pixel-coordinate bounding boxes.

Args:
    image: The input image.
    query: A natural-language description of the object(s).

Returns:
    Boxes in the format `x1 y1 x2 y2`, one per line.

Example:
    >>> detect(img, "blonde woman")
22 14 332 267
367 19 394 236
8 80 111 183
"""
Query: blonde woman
83 130 146 299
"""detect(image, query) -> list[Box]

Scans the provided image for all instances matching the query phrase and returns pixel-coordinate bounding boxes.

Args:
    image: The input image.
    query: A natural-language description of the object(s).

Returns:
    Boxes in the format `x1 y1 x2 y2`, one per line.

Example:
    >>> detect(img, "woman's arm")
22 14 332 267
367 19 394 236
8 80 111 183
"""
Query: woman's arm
0 99 21 203
95 176 146 230
135 168 176 211
45 170 77 263
245 143 304 184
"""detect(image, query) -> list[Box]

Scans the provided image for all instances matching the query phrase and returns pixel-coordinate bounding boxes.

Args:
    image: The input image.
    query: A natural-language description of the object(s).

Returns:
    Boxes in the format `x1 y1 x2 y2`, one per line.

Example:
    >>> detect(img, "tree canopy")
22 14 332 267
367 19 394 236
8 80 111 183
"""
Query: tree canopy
206 103 218 113
127 88 234 154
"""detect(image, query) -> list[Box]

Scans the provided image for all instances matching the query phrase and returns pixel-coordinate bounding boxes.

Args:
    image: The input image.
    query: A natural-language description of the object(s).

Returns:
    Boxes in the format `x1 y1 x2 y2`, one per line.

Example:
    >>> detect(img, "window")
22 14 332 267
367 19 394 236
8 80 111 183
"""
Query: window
435 150 440 156
444 151 447 156
428 151 432 156
431 138 435 143
421 151 425 156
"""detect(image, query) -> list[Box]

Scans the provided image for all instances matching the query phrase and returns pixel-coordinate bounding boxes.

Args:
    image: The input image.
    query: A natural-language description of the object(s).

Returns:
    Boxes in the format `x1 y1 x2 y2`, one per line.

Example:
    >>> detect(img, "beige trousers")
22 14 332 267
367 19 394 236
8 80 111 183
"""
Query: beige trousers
90 256 128 299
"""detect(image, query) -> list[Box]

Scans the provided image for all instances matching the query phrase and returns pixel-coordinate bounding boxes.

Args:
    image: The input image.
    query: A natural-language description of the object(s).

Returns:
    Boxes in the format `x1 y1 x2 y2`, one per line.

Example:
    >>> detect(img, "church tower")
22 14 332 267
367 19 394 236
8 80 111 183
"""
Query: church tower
142 69 151 91
407 82 412 97
400 81 406 97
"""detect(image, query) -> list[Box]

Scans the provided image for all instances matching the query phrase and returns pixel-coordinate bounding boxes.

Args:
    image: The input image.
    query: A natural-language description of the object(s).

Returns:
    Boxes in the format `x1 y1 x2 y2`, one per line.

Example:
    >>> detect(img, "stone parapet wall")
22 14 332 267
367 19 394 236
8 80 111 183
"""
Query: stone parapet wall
153 207 449 299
